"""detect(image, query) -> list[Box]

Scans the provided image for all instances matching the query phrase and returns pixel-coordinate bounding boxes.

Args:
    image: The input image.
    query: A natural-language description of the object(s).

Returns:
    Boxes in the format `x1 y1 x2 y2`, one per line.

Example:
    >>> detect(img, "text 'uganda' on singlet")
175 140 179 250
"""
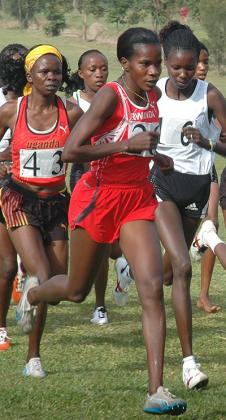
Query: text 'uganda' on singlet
90 82 159 185
11 95 70 187
156 77 220 175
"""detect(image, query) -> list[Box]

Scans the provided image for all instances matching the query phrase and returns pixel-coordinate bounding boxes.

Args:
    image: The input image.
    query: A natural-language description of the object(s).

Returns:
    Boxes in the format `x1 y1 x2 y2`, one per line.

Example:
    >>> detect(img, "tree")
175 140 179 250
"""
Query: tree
6 0 44 28
149 0 178 31
43 0 72 36
199 0 226 72
105 0 177 31
74 0 104 40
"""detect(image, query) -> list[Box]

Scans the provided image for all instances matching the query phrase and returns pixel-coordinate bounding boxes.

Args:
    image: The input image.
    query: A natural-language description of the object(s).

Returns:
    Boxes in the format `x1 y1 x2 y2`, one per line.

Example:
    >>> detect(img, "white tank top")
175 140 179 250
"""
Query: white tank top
156 77 220 175
0 87 11 152
73 90 90 112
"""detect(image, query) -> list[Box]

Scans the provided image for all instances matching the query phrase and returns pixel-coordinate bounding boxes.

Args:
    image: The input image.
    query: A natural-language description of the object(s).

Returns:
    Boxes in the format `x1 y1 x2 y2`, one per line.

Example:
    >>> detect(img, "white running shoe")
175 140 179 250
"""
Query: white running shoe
23 357 46 378
90 306 108 325
183 362 208 390
190 220 216 261
112 257 133 307
16 276 39 335
144 386 187 415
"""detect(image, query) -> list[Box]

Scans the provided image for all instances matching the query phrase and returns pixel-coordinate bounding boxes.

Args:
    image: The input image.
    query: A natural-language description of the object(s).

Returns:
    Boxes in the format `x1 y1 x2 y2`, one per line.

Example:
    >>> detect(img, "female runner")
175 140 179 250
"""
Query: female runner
0 44 82 376
16 28 186 415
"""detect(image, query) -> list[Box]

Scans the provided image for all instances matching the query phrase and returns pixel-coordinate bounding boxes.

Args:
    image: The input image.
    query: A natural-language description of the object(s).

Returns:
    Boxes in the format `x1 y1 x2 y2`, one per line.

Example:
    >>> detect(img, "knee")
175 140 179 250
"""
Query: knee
173 256 191 283
138 275 164 308
67 289 88 303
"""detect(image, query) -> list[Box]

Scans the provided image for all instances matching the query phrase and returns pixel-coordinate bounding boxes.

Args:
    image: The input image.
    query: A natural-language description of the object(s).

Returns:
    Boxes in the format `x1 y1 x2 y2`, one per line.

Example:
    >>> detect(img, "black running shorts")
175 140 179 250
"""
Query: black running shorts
150 165 211 219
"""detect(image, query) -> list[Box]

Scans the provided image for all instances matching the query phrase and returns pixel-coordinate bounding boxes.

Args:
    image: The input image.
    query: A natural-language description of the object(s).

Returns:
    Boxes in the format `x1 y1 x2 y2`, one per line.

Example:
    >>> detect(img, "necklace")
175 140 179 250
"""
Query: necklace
121 75 149 106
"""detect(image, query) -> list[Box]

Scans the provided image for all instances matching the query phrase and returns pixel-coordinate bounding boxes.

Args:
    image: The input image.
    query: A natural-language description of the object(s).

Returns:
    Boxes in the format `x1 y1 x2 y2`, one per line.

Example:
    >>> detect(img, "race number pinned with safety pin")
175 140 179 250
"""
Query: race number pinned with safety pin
20 148 66 178
126 121 160 157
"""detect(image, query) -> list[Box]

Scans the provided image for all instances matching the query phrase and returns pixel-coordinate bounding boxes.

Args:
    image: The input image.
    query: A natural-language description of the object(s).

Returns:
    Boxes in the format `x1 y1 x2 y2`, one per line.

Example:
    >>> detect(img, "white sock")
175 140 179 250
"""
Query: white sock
183 355 196 370
204 231 225 254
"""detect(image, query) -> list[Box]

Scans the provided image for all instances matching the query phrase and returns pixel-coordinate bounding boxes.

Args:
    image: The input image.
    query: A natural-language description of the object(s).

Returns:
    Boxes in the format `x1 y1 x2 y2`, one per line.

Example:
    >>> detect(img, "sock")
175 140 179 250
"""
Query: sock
183 355 196 370
204 231 225 254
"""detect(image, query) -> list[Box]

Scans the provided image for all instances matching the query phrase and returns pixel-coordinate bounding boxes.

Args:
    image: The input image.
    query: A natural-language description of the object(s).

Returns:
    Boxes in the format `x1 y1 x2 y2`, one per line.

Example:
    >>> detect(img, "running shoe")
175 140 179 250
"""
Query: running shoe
183 362 208 390
190 220 216 261
16 276 39 334
0 328 12 351
143 386 187 415
23 357 46 378
112 257 133 307
90 306 108 325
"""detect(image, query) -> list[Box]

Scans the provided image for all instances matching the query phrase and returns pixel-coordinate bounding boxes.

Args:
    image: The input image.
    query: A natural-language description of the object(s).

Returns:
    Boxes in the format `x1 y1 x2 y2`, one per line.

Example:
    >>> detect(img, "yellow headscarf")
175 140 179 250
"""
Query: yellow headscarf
23 45 63 96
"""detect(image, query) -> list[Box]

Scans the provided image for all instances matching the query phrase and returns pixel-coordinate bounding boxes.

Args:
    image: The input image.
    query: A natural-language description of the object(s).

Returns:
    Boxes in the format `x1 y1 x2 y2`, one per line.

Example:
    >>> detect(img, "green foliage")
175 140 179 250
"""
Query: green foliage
44 10 66 37
75 0 104 16
199 0 226 73
105 0 177 29
6 0 44 28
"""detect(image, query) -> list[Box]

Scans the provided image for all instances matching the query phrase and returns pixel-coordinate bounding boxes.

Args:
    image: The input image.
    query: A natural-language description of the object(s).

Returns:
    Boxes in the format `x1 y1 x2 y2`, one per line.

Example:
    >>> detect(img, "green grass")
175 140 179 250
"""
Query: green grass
0 24 226 419
2 248 226 420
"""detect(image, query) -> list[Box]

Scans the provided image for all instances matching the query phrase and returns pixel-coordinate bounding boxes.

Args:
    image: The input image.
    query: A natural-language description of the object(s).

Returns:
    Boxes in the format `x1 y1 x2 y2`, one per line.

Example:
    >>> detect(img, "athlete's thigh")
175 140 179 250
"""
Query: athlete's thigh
0 222 17 273
155 201 188 260
47 239 68 276
119 220 163 282
68 227 109 293
9 225 50 279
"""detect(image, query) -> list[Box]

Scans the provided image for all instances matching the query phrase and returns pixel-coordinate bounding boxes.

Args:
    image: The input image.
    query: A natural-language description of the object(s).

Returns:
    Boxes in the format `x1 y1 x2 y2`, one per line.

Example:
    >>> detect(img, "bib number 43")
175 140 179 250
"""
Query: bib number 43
20 148 66 178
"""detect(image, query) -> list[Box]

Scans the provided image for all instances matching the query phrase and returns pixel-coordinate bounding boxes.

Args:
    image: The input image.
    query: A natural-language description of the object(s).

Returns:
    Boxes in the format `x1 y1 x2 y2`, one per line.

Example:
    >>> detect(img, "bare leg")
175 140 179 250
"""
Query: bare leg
119 220 165 395
197 249 220 312
0 223 17 328
155 202 200 358
94 257 109 308
9 226 56 361
162 251 173 286
29 228 109 305
197 182 220 313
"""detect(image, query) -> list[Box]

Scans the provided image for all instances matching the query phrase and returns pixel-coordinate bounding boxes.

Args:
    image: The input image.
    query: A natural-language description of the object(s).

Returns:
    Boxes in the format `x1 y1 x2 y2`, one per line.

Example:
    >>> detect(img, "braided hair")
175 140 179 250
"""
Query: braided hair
159 20 200 59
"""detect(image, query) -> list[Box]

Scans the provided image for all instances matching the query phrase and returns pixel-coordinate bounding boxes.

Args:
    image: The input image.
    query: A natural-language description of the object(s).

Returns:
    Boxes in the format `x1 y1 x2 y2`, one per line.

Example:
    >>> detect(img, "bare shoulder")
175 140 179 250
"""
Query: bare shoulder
65 99 83 129
0 100 18 129
88 85 119 119
207 83 226 107
154 86 162 101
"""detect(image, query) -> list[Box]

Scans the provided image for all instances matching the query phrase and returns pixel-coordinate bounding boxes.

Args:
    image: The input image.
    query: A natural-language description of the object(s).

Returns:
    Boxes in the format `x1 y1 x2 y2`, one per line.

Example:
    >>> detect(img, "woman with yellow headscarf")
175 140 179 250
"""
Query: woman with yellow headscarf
0 44 83 378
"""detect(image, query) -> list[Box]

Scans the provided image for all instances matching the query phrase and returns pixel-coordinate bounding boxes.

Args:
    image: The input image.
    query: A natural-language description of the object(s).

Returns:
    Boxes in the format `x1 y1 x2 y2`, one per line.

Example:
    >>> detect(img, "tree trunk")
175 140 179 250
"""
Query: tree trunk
17 0 23 27
82 11 88 41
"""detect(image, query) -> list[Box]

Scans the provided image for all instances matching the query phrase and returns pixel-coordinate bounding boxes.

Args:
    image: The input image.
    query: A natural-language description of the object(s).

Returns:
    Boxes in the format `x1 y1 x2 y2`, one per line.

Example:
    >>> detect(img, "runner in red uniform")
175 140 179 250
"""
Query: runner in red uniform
0 43 28 351
0 44 82 377
16 29 186 415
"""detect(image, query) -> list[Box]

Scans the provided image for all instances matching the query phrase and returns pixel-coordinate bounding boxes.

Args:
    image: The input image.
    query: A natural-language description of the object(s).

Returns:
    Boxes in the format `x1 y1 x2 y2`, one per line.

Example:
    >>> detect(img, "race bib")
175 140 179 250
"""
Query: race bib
128 121 160 138
160 118 192 146
20 148 66 178
125 121 160 157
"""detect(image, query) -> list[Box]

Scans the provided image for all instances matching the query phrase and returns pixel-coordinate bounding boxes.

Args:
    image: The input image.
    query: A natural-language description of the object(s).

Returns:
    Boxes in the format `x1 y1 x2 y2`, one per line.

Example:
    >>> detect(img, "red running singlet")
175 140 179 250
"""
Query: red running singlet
90 81 160 186
11 95 70 187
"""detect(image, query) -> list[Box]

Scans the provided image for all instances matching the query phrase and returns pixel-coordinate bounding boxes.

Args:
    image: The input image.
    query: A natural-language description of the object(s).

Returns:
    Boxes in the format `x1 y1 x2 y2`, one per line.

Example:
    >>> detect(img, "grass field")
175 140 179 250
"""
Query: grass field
0 23 226 420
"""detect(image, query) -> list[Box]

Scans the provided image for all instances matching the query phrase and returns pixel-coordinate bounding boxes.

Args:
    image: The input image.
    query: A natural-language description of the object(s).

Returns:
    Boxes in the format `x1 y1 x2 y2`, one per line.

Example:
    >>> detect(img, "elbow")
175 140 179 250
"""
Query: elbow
62 148 82 163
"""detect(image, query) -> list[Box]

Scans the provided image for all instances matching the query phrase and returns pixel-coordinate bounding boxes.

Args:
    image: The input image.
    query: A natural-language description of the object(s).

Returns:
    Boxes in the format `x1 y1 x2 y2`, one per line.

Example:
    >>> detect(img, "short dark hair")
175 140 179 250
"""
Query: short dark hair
199 41 209 56
66 49 108 94
117 27 159 61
